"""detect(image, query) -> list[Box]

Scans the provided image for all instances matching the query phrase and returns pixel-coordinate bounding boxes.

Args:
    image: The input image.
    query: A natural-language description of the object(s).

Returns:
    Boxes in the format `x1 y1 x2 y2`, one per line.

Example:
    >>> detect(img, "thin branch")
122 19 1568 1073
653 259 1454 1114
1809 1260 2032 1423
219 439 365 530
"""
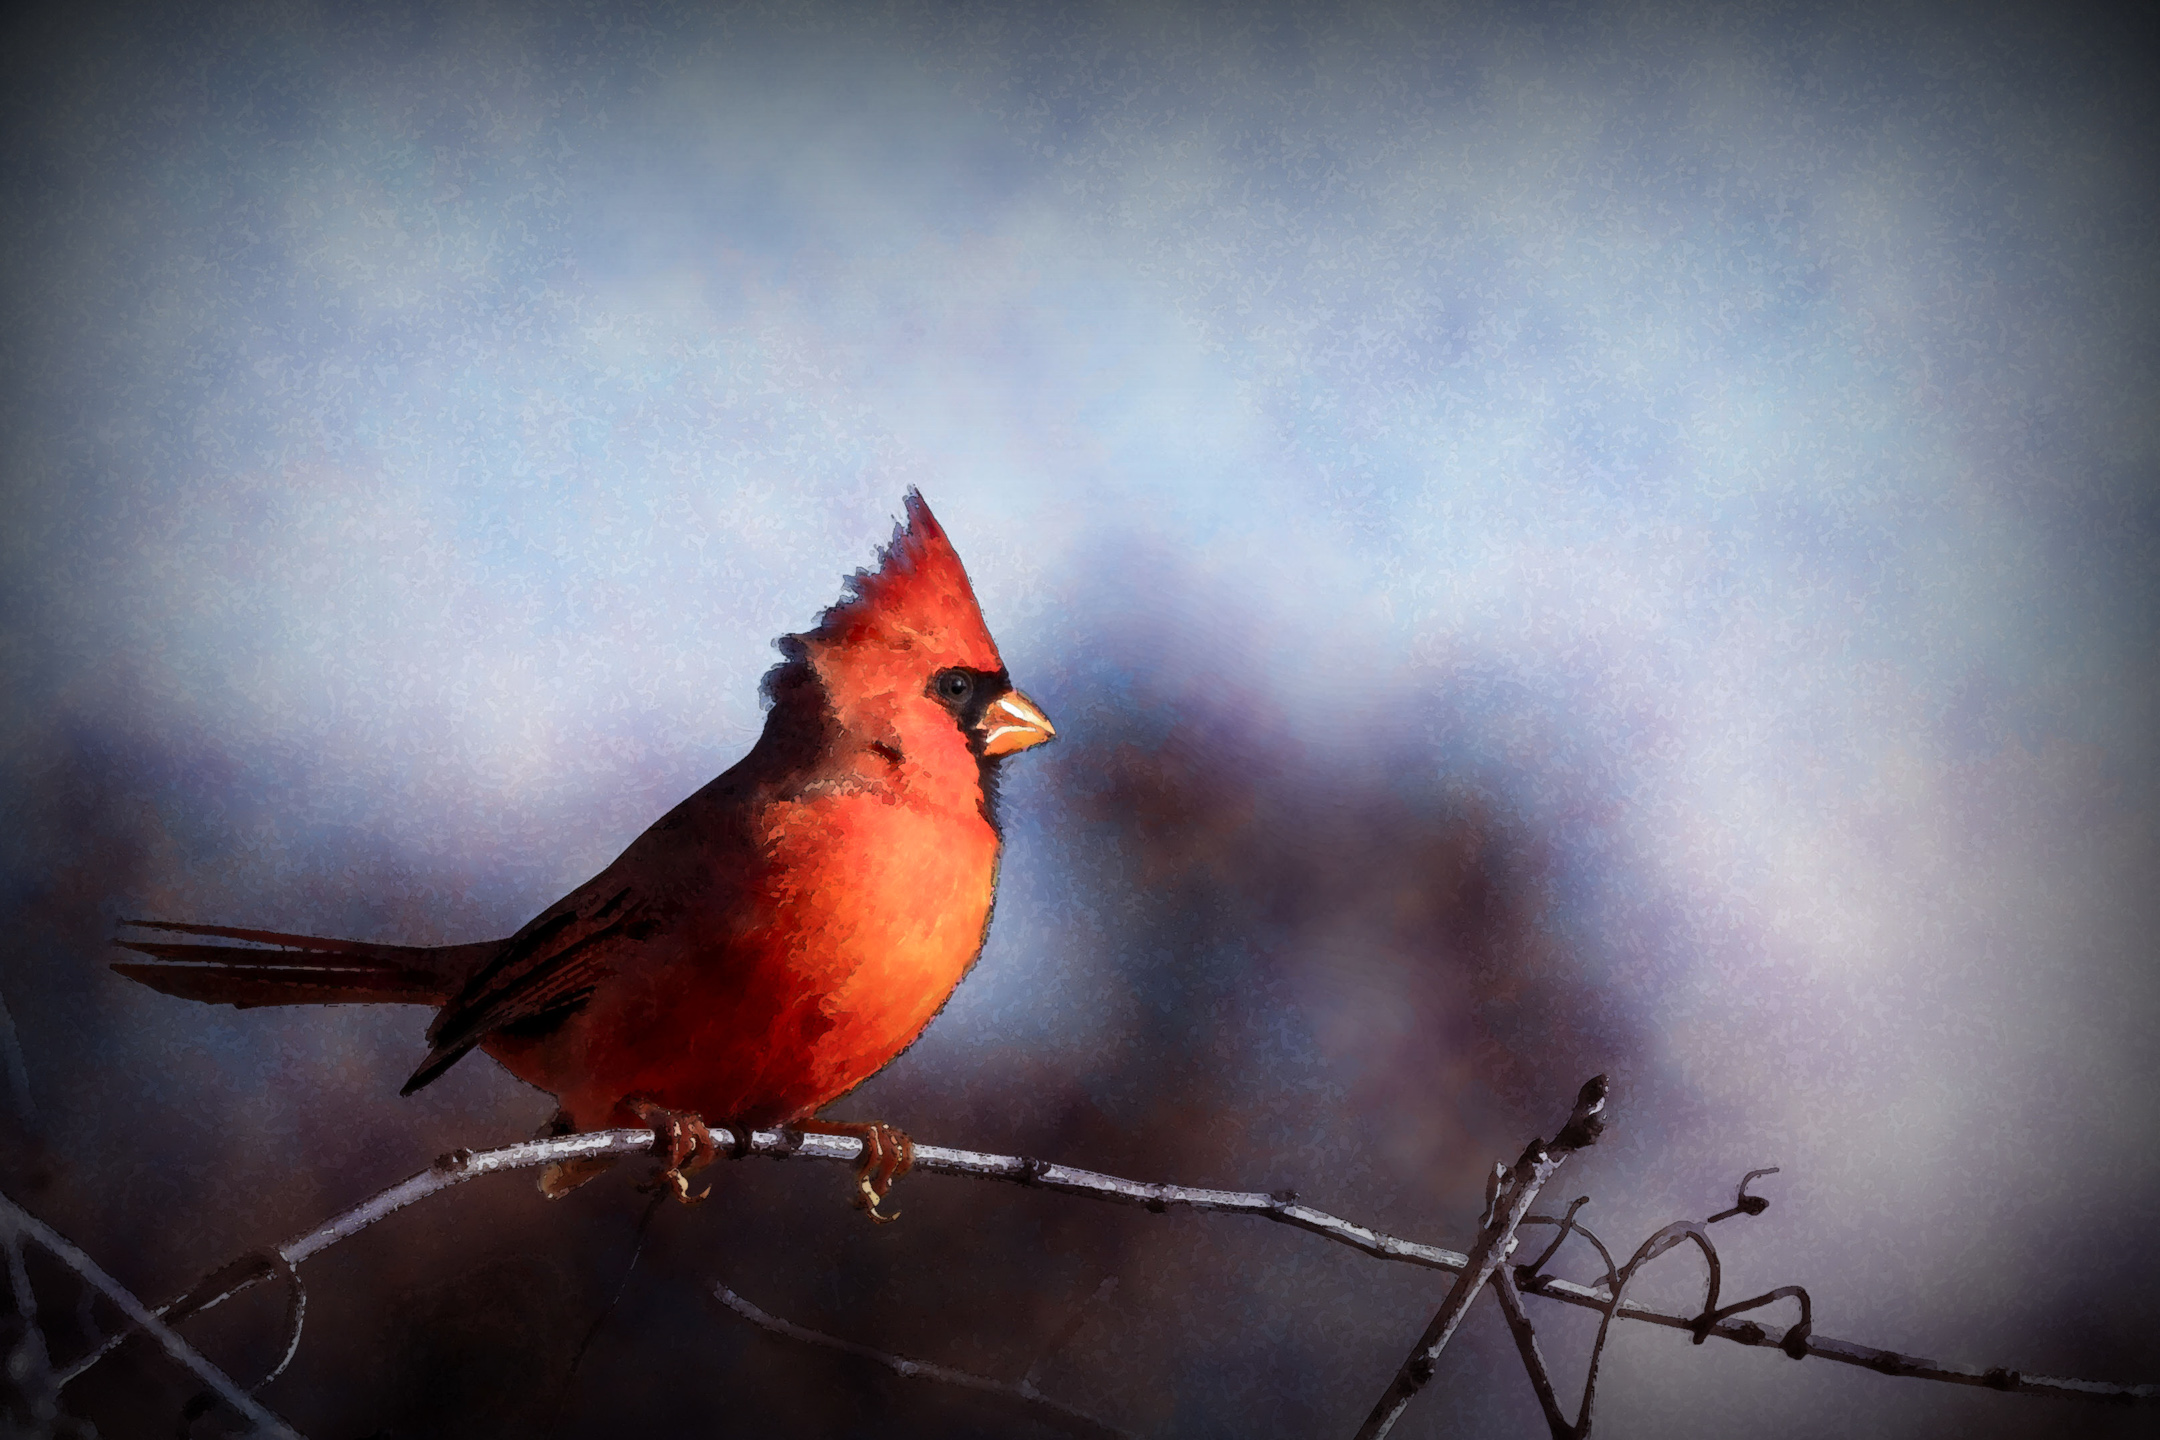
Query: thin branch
1492 1262 1576 1440
0 1193 303 1439
710 1279 1133 1440
565 1192 665 1382
1024 1275 1119 1393
1353 1075 1611 1440
5 1218 61 1434
40 1116 2158 1407
0 989 33 1123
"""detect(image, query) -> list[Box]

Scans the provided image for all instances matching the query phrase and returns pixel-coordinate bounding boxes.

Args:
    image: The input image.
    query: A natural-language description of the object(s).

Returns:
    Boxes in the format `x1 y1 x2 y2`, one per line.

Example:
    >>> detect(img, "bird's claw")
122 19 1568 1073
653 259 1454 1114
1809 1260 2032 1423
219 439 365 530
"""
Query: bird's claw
647 1167 709 1205
797 1119 914 1223
628 1099 718 1205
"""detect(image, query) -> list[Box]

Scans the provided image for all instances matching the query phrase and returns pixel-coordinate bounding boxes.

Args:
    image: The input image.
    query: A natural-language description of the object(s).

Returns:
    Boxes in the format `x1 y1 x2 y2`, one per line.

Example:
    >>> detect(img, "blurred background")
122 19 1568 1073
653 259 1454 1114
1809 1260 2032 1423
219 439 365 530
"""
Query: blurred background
3 2 2155 1436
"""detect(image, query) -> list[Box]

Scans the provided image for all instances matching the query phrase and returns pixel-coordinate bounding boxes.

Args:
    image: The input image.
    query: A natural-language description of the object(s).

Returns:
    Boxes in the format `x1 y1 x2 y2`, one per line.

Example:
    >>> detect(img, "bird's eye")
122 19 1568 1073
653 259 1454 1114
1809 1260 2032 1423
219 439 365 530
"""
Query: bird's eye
935 670 974 703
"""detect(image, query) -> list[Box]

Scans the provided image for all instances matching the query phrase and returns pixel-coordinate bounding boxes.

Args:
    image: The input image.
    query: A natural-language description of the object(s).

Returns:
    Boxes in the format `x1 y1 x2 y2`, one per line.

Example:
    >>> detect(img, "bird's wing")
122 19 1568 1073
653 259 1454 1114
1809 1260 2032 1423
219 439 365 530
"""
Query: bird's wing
399 873 656 1094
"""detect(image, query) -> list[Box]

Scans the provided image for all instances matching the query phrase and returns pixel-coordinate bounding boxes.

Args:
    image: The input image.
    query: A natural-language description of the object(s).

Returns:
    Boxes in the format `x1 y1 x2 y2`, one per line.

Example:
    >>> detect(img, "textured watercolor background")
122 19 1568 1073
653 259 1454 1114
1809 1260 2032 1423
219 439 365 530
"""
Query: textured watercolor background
3 2 2156 1436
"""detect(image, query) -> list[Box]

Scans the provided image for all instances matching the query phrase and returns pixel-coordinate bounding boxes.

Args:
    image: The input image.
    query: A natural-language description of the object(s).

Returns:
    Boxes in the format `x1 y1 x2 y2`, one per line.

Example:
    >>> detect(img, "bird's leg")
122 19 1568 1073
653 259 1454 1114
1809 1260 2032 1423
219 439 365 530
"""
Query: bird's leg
627 1099 719 1204
794 1119 915 1224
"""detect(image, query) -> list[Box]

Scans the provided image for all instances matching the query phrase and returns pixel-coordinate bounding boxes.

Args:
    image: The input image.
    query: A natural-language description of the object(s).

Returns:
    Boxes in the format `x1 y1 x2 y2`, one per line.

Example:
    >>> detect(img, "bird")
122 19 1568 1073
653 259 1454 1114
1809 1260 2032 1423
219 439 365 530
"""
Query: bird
112 491 1055 1216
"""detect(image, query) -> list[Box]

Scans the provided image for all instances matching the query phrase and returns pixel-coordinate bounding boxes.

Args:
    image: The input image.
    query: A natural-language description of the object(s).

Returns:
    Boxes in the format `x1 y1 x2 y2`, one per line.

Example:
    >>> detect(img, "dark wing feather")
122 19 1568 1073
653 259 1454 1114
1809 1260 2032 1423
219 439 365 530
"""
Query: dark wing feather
401 730 777 1094
399 877 650 1094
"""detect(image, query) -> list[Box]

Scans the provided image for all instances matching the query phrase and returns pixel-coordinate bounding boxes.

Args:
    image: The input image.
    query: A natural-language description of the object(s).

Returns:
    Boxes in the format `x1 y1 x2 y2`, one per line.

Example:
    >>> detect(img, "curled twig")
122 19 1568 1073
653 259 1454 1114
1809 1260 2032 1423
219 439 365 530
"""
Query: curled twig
0 1193 303 1438
1516 1197 1610 1291
145 1249 308 1392
1494 1169 1815 1439
1706 1168 1780 1225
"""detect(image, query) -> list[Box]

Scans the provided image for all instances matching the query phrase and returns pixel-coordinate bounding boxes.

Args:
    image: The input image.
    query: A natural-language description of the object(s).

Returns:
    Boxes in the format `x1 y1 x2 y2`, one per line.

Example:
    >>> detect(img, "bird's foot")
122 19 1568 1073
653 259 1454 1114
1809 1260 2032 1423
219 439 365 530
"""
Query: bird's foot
533 1108 621 1199
795 1119 914 1224
627 1099 719 1204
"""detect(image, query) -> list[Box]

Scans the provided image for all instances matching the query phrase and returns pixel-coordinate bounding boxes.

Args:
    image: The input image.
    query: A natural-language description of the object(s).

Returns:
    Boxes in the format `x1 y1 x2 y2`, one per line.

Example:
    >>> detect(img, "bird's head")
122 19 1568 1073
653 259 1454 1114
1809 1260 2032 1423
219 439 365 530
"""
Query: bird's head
785 491 1054 781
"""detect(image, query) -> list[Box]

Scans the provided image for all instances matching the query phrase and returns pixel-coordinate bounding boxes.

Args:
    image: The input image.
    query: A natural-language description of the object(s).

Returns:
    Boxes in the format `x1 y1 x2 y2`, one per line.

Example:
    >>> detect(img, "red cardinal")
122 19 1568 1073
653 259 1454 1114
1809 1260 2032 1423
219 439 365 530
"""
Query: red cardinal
114 492 1054 1215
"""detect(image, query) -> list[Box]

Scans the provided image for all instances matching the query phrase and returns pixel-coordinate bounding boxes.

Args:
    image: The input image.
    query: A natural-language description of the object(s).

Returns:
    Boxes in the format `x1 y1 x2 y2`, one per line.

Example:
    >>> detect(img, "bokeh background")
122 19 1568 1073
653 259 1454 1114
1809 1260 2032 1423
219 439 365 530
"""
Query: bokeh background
4 2 2156 1436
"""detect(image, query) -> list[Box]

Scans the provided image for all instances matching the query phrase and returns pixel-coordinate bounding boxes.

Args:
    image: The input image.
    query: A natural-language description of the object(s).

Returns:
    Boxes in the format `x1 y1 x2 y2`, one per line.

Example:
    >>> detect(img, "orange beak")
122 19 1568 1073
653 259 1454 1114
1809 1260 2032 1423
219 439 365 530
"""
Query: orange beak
977 689 1056 757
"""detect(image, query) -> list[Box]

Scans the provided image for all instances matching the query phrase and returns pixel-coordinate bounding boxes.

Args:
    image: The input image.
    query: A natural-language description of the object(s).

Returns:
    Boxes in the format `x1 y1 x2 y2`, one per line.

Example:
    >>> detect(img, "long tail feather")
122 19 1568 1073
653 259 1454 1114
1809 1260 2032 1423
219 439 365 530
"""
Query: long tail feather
112 920 501 1010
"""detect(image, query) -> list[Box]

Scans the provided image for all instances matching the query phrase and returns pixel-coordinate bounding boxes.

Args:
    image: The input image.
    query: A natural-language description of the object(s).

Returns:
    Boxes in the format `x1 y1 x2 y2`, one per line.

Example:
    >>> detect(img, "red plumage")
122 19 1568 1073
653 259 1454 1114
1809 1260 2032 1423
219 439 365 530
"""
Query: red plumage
115 491 1054 1201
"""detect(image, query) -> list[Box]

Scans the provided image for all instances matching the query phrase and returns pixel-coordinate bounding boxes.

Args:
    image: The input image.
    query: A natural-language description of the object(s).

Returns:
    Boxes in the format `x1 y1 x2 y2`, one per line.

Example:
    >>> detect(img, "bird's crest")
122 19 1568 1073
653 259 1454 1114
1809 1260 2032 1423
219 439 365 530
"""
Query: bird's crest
800 490 1003 670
